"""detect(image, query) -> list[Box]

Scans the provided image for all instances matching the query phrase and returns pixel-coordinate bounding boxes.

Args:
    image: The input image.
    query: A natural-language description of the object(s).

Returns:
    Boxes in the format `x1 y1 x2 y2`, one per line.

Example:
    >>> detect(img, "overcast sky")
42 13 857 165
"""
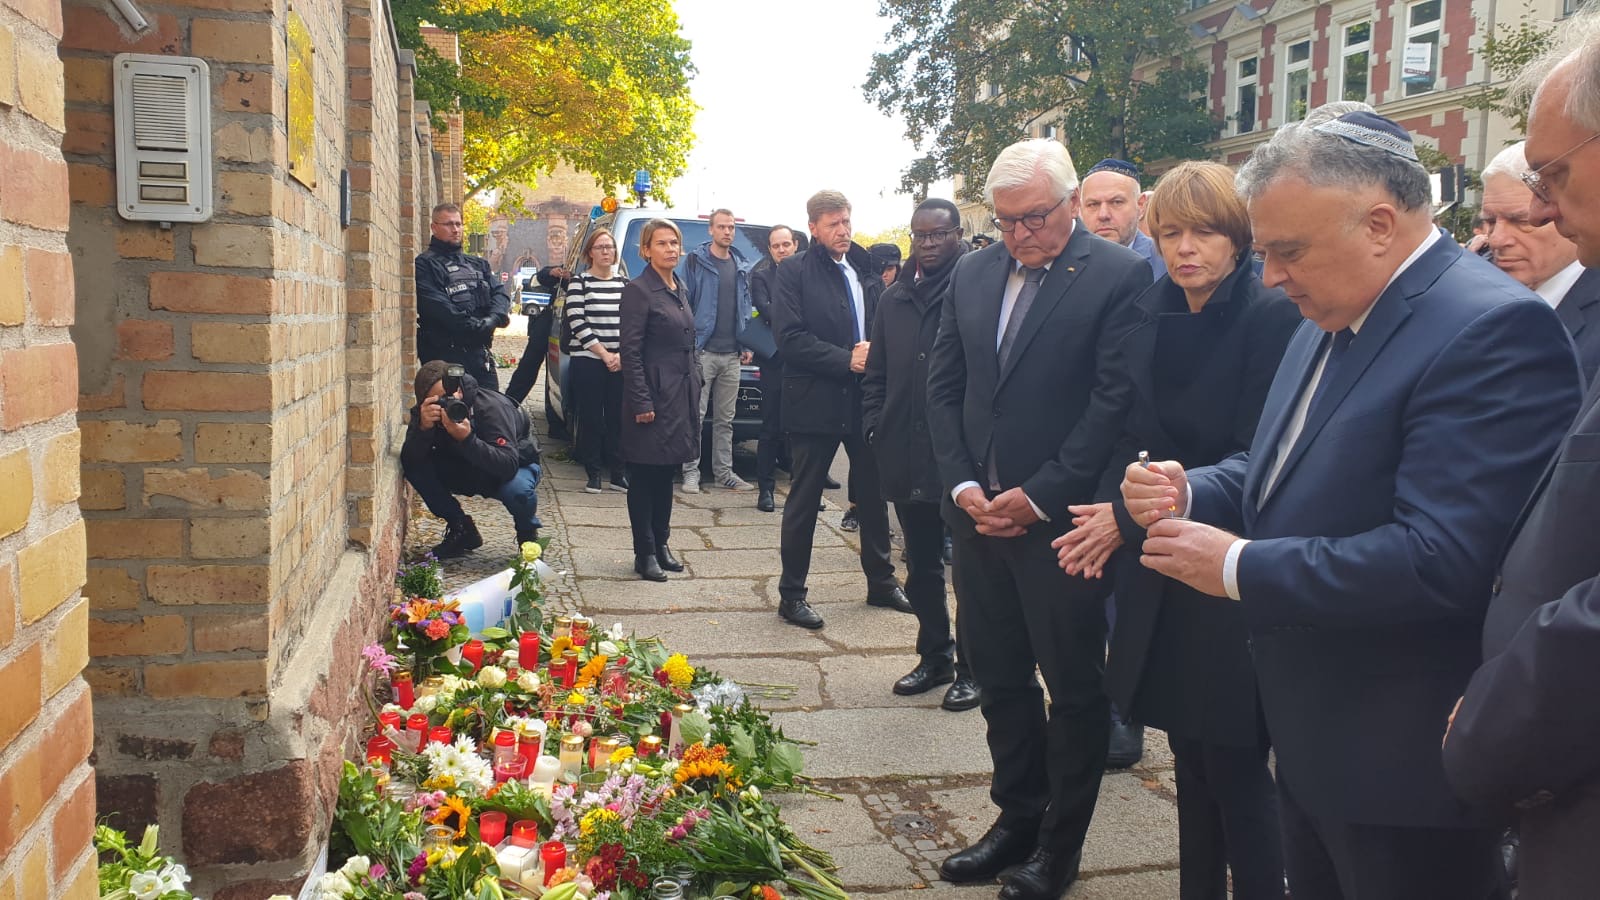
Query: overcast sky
666 0 953 235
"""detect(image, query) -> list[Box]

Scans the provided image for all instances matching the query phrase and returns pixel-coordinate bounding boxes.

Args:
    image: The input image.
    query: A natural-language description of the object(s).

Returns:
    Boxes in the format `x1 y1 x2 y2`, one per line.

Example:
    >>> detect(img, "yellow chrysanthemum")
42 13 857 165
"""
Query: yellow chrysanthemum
421 773 456 791
662 653 694 688
609 746 635 765
579 807 620 836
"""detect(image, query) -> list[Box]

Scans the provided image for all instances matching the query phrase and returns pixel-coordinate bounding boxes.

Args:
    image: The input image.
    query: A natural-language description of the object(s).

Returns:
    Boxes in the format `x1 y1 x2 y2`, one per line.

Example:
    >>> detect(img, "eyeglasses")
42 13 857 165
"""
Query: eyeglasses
910 228 959 244
1522 132 1600 204
990 195 1068 233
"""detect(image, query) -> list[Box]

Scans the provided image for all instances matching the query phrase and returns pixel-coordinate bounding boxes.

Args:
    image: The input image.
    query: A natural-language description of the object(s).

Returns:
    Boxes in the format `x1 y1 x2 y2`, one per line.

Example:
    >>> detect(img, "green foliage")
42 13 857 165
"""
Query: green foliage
866 0 1218 200
96 824 195 900
1462 3 1557 135
397 554 445 600
856 225 912 257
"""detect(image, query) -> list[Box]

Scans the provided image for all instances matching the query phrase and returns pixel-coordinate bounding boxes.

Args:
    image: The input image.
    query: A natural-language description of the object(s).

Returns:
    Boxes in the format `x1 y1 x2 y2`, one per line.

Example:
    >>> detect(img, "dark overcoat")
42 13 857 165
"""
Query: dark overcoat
618 266 702 466
771 241 883 436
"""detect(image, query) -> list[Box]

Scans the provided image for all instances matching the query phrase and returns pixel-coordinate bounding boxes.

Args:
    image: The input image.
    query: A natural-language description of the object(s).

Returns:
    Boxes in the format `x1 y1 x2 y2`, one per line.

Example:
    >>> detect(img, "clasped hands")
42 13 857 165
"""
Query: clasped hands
955 485 1040 538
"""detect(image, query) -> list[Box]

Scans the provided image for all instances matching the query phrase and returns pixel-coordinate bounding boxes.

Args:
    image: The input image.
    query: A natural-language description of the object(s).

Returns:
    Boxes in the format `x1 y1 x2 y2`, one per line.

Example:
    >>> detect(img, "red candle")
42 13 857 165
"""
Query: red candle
548 660 565 689
429 726 453 746
540 840 567 885
365 735 394 765
518 632 541 670
518 732 542 773
462 639 485 672
658 710 673 740
492 730 520 768
393 672 415 709
378 710 402 735
562 650 579 687
406 714 430 752
511 819 540 847
479 810 507 847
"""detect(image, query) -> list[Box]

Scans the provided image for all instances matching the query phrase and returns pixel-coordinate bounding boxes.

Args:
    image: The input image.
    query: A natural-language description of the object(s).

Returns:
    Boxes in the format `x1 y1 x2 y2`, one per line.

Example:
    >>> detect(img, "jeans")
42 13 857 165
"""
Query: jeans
685 350 741 481
403 453 543 531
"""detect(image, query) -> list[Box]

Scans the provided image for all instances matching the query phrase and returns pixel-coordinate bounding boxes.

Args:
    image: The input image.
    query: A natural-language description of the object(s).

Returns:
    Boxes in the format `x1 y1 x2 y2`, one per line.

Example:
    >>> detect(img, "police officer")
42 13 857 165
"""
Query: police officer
416 203 511 389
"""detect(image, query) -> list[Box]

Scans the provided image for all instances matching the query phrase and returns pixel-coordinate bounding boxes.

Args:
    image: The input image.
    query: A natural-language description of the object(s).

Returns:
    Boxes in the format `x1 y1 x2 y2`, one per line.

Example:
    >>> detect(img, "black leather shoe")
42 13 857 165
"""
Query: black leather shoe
938 822 1037 883
608 473 629 492
585 473 603 493
1107 721 1145 769
894 661 956 696
757 488 775 512
942 534 954 566
515 527 540 547
655 545 684 572
866 586 914 614
778 598 824 629
941 676 982 711
635 554 667 582
998 848 1081 900
839 507 859 531
430 515 483 560
824 475 841 489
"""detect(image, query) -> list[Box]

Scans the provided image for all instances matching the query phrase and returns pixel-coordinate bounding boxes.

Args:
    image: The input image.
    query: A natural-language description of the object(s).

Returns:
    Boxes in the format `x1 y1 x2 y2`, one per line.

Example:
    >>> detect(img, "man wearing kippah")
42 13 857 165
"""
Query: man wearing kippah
1080 159 1166 280
1123 105 1580 898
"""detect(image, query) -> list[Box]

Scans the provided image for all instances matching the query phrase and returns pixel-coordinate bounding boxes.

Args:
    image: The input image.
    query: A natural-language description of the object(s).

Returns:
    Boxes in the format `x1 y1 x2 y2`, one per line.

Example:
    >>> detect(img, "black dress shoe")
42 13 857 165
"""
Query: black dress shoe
866 586 914 614
939 822 1037 883
655 545 684 572
839 507 859 531
998 848 1081 900
778 598 824 629
824 475 841 489
757 488 775 512
608 473 629 492
1106 721 1145 769
942 534 954 565
894 661 956 696
941 676 982 711
634 554 667 582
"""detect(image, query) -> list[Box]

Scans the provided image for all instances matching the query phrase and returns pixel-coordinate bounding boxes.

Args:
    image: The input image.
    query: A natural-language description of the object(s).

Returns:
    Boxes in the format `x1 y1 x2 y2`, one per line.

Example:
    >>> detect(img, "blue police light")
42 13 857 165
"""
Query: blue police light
590 205 603 219
633 169 652 195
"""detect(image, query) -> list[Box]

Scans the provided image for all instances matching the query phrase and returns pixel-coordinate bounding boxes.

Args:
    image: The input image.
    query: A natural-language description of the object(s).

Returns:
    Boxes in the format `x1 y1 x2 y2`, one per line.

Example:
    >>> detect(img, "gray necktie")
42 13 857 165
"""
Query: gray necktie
998 266 1045 368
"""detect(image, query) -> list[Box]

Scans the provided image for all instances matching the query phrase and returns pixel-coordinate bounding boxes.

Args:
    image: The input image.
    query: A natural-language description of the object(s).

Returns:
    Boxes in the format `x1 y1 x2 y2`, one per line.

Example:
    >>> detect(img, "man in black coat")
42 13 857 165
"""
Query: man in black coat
751 225 799 511
927 140 1151 900
863 199 979 712
415 203 511 390
401 360 543 559
770 190 911 630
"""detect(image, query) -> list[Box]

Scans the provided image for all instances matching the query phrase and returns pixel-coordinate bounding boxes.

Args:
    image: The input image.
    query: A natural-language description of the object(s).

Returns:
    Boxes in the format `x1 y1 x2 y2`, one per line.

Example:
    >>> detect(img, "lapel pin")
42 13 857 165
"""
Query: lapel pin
1066 267 1076 273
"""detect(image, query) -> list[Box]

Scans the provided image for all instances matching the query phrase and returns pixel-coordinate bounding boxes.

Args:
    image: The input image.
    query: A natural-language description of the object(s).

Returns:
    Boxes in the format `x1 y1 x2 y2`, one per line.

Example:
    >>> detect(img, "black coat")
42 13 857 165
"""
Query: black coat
415 237 511 367
400 374 540 495
618 266 702 466
1097 261 1301 746
927 227 1151 534
1558 266 1600 387
747 261 781 366
862 250 964 504
771 241 883 436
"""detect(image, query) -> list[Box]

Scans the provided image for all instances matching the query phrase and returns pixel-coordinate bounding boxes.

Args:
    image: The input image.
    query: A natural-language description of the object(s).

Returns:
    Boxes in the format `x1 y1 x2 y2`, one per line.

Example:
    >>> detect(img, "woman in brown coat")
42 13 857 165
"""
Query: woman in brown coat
618 219 703 581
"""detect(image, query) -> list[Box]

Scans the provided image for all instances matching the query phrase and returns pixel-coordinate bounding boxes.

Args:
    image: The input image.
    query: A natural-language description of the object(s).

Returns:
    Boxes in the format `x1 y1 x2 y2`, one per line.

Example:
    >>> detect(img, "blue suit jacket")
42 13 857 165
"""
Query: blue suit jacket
1187 237 1582 827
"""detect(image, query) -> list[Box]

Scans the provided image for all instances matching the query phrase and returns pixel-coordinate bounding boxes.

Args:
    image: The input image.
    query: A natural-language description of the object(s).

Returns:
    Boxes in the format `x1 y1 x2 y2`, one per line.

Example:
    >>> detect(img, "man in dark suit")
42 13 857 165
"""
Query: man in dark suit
1444 27 1600 897
751 224 799 512
770 190 910 630
1123 110 1582 900
927 139 1151 900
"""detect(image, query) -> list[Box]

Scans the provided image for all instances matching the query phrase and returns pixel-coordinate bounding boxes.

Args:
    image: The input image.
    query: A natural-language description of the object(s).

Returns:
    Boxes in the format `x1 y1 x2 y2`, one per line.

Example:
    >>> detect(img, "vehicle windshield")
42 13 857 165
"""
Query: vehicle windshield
609 218 770 278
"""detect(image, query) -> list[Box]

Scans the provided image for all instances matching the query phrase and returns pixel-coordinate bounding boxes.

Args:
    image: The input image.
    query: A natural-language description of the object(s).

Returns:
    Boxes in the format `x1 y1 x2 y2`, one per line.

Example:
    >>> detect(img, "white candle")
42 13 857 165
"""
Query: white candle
531 755 561 788
496 844 536 885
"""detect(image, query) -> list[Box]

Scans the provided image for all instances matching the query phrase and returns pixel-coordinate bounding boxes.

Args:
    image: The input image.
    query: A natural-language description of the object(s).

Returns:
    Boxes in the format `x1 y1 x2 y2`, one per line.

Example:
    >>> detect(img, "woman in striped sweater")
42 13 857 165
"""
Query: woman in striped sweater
566 228 630 493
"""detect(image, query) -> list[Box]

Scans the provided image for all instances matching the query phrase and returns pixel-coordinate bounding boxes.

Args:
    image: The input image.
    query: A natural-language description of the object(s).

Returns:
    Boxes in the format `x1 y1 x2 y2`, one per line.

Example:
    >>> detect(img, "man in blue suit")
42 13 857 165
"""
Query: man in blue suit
1122 109 1582 899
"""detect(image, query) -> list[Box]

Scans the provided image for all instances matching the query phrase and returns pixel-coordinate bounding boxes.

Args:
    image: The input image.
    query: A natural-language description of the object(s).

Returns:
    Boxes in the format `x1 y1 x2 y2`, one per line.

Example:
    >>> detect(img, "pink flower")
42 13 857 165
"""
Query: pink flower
425 620 450 640
362 643 398 674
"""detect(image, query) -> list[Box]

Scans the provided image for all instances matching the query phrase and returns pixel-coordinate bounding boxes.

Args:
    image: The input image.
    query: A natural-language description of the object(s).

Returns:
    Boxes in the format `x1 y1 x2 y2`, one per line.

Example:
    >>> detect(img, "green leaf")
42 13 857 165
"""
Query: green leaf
729 724 756 762
479 626 510 640
678 711 710 747
767 742 804 782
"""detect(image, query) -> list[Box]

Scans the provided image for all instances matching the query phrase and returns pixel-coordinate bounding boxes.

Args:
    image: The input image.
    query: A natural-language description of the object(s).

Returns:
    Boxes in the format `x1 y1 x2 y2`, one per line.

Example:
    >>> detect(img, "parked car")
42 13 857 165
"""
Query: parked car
542 207 774 450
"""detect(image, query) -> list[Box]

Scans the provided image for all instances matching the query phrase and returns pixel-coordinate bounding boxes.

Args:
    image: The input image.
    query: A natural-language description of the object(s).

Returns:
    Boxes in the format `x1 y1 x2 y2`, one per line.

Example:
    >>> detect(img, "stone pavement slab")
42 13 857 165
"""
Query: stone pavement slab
576 576 766 613
820 653 951 709
680 525 786 550
775 794 921 890
557 506 718 528
678 547 862 579
613 609 833 656
772 708 992 779
807 602 921 651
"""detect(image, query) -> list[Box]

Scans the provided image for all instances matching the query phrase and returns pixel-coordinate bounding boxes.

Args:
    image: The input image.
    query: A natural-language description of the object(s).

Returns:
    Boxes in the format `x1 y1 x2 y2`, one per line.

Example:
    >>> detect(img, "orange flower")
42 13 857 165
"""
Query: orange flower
760 886 782 900
425 620 450 640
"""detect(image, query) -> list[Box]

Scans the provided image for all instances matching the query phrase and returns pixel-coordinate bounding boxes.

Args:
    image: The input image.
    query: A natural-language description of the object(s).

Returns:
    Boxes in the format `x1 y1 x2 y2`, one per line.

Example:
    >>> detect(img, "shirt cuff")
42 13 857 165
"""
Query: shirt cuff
1025 494 1050 523
952 481 981 504
1222 538 1249 601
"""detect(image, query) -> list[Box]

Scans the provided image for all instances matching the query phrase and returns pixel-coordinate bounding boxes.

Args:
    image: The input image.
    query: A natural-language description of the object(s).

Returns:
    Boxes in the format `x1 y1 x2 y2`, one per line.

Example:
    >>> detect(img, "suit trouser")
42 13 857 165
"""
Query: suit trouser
569 356 624 479
503 312 553 404
1278 772 1501 900
624 463 676 556
779 433 894 602
755 364 786 491
952 525 1110 853
685 351 741 481
1168 734 1284 900
895 501 968 676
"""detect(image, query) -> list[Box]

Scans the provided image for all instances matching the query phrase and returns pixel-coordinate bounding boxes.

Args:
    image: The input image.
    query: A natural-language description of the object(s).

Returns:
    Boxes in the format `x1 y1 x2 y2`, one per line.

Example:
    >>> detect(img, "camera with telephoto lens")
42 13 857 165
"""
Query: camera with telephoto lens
438 365 470 422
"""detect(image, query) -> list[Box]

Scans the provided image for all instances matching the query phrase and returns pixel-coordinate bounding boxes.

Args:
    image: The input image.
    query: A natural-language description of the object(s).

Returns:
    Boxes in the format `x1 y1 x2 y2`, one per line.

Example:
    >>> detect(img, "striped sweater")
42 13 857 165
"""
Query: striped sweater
565 272 627 358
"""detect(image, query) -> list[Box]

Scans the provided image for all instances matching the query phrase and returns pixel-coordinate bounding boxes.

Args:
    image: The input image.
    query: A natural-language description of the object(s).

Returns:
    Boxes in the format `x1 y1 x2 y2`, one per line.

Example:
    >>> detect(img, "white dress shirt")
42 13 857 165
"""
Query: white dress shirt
1535 259 1585 309
837 253 866 341
1220 226 1444 601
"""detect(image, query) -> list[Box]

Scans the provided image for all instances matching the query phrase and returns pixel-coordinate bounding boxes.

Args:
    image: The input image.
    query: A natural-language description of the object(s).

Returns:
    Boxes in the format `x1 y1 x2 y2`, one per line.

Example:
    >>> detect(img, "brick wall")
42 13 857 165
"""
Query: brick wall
57 0 445 890
0 0 97 894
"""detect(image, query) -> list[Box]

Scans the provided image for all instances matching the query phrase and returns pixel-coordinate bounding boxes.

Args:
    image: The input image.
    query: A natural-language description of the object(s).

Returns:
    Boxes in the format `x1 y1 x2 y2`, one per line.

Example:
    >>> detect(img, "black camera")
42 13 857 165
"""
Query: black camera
442 364 464 394
444 398 470 422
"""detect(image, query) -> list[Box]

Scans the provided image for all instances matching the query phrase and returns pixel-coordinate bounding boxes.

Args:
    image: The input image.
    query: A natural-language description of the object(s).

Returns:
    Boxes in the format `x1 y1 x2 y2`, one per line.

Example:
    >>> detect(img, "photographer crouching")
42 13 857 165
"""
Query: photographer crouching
402 360 544 559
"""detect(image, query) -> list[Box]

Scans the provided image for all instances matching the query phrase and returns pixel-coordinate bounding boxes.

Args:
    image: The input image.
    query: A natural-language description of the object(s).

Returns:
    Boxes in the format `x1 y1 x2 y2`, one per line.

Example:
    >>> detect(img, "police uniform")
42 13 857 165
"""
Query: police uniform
415 236 511 389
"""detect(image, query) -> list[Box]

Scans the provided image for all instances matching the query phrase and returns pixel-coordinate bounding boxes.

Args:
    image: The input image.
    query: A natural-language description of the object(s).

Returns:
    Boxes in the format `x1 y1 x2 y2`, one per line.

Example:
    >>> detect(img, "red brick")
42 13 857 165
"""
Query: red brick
148 272 273 315
51 776 95 881
182 762 311 864
0 343 78 429
90 616 187 656
0 145 69 232
0 643 42 754
39 691 92 817
0 748 43 858
114 320 173 361
61 110 112 157
78 375 125 413
11 0 64 38
61 8 180 54
23 249 75 326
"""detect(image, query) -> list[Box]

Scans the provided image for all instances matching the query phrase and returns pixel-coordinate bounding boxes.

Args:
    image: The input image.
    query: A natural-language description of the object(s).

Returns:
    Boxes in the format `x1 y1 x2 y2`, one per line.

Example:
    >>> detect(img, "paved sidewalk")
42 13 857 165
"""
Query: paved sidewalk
408 366 1182 897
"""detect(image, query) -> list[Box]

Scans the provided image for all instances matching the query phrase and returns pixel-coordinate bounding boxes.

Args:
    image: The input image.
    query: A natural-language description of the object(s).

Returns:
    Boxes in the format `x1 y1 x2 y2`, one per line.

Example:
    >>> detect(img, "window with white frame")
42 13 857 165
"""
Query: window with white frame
1041 123 1059 140
1284 39 1311 122
1402 0 1441 97
1342 21 1372 101
1235 56 1259 135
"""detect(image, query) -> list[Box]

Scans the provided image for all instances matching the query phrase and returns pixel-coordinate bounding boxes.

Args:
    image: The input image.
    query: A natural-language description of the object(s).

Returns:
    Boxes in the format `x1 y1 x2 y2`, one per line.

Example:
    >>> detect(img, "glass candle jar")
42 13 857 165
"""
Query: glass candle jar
552 616 573 640
540 841 567 886
558 734 584 780
570 616 591 647
391 671 414 709
510 819 540 847
405 714 429 752
493 730 520 769
478 810 507 847
518 632 541 670
638 735 662 758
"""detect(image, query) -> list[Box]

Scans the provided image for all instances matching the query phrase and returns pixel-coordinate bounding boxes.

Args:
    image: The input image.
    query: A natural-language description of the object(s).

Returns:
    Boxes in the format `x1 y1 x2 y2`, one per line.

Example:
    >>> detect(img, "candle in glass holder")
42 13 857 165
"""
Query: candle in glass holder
378 710 405 745
494 755 527 784
603 660 629 696
510 819 540 847
405 714 430 752
553 616 573 639
558 734 584 780
658 709 673 742
423 824 454 853
364 735 394 766
669 703 694 755
638 734 662 758
478 810 507 847
518 632 541 670
492 730 520 769
590 735 620 769
428 725 453 746
530 755 561 795
392 671 414 709
496 843 537 886
461 639 485 672
570 616 591 646
517 727 545 774
540 841 567 886
562 650 579 687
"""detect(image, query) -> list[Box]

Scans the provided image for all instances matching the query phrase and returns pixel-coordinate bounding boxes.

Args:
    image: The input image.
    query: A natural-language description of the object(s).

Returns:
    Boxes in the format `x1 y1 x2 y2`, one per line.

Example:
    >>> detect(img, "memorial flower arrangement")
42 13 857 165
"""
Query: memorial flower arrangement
327 541 845 899
95 824 193 900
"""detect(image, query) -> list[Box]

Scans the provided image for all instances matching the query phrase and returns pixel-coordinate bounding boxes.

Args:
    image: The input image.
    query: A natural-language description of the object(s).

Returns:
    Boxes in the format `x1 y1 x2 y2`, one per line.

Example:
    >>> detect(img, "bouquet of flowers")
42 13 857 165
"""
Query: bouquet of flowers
95 824 193 900
388 596 471 680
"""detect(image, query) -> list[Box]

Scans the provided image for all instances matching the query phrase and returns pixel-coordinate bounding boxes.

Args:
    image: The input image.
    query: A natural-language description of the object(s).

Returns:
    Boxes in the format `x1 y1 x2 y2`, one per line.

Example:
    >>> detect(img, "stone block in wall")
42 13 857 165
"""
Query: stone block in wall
84 518 183 559
0 643 42 753
146 564 268 606
88 615 187 657
0 143 69 231
144 658 268 699
0 341 78 428
80 419 182 463
149 271 274 315
142 371 272 412
195 422 273 463
0 447 30 538
93 773 157 835
18 519 86 623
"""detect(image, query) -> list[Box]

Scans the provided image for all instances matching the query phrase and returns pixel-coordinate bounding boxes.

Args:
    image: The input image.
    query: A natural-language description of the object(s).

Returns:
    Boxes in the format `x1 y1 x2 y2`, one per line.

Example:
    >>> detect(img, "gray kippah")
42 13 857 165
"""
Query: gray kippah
1311 111 1420 162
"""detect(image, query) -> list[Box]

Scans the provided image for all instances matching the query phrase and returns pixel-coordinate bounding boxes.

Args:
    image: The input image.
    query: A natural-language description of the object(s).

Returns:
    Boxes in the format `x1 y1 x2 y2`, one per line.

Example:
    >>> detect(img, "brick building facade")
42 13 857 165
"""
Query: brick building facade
2 0 451 891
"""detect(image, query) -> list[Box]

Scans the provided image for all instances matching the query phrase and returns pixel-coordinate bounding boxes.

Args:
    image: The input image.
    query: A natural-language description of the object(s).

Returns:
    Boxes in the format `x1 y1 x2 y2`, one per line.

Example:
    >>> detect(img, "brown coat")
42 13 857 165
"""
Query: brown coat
618 265 702 466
